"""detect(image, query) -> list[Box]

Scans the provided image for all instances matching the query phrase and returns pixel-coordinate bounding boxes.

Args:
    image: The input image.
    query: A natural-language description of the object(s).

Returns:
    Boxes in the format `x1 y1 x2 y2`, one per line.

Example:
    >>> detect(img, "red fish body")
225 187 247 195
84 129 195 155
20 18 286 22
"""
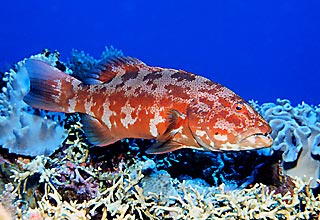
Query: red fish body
24 57 272 153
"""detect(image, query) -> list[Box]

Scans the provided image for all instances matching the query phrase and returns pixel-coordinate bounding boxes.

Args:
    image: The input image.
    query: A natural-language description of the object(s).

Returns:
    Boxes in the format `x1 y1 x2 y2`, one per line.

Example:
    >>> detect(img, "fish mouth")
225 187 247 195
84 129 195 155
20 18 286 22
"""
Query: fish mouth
236 132 273 149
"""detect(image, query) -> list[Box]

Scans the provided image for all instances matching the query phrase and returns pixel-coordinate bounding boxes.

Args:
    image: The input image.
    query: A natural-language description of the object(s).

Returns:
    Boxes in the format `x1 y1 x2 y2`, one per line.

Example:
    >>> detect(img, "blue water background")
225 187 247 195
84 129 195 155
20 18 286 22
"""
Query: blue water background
0 0 319 105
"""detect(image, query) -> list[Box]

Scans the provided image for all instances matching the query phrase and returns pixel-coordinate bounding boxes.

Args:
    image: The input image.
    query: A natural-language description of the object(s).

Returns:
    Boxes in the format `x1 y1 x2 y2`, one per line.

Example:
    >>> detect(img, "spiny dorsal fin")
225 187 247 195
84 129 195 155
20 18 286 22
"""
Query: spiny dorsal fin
82 56 146 85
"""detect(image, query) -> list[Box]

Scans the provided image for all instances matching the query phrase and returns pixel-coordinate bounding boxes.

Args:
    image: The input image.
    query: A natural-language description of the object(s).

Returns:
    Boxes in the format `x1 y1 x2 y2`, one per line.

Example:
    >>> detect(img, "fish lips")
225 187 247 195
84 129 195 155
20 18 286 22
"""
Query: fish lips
236 129 273 149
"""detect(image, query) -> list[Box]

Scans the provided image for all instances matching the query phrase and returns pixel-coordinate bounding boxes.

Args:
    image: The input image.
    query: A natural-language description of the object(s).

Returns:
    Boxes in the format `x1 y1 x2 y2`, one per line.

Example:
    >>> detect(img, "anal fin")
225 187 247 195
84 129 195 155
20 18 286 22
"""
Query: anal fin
80 114 115 146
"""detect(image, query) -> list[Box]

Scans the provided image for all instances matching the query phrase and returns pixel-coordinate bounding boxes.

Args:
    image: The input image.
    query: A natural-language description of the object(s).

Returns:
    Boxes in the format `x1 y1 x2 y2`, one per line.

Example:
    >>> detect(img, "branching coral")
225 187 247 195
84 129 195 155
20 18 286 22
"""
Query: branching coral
10 156 60 200
62 116 90 164
5 153 320 220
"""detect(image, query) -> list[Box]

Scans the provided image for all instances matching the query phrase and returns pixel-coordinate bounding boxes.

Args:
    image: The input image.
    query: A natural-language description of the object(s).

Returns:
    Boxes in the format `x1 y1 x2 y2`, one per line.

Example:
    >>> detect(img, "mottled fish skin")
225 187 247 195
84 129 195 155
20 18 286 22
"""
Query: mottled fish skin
24 57 273 154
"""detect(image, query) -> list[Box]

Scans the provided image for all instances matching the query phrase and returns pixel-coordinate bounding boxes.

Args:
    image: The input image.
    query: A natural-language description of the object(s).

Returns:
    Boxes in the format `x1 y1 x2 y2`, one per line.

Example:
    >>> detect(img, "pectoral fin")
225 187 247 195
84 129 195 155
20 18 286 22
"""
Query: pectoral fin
157 109 186 142
147 109 187 154
80 114 116 146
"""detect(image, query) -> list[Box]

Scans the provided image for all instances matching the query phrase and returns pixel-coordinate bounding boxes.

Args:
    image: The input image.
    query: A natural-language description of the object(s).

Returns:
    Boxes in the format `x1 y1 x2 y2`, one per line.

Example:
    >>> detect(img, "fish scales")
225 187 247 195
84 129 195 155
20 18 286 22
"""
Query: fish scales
89 68 215 138
23 56 272 154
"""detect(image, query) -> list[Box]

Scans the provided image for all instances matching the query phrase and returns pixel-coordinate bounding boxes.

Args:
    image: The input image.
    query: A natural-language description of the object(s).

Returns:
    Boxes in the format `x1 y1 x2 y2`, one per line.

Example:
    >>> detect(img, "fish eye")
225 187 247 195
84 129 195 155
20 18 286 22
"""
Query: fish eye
233 102 246 113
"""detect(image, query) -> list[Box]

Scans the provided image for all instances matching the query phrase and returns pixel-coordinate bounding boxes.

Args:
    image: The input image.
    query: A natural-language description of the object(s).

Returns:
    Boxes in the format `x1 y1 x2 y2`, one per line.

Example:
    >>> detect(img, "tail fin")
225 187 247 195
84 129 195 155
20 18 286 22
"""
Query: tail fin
23 59 82 113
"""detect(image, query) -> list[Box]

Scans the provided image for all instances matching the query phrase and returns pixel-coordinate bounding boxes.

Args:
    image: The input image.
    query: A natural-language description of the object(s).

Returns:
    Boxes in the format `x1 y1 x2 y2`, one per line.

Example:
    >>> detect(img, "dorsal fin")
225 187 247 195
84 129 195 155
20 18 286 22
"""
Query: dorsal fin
82 56 146 85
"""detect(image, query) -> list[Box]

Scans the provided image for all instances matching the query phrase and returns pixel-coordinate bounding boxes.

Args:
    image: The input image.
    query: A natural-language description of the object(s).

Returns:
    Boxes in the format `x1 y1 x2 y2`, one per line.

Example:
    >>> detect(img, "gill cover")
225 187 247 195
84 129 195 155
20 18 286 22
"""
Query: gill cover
187 102 218 151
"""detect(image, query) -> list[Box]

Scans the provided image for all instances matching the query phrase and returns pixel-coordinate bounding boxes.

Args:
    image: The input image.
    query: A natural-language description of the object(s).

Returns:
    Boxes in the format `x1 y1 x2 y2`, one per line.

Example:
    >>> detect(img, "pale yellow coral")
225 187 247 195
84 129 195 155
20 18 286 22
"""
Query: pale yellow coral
5 154 320 219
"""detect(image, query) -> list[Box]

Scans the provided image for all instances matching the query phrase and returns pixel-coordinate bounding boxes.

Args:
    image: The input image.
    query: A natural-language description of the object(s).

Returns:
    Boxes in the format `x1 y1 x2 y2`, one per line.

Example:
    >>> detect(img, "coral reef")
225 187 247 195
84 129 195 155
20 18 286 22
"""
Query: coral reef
1 47 320 219
253 99 320 188
2 151 320 219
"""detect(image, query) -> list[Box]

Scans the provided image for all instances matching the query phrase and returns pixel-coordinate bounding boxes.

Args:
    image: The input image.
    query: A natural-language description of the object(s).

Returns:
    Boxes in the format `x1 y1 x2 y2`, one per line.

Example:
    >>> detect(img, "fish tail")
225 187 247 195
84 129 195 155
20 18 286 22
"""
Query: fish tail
23 59 82 113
